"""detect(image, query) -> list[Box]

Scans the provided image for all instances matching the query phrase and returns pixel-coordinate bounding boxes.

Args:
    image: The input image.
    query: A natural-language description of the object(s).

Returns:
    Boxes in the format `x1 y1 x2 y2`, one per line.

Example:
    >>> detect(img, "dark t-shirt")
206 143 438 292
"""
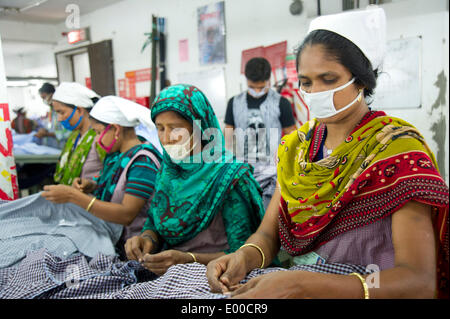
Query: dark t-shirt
224 92 296 128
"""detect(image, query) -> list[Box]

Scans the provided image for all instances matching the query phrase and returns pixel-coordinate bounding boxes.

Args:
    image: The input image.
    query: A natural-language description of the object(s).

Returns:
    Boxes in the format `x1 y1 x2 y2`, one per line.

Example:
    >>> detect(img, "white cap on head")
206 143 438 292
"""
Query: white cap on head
308 6 387 70
89 95 156 129
52 82 100 108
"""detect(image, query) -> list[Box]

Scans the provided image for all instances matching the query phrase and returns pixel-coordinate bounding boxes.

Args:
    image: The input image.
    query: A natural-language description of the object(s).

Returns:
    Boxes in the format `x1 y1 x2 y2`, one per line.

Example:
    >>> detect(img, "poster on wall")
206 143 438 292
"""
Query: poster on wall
197 1 226 65
371 36 422 109
0 36 19 201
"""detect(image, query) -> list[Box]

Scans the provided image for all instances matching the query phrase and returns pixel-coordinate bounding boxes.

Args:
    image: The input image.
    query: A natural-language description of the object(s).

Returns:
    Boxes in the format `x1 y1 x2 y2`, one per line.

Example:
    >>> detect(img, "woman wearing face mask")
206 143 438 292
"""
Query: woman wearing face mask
51 82 106 186
42 96 163 255
0 96 162 267
124 84 266 275
205 8 449 299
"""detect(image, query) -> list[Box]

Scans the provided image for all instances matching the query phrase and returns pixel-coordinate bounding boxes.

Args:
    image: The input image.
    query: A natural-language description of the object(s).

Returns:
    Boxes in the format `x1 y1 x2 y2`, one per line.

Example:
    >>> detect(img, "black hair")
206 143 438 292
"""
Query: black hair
38 82 55 94
245 57 272 82
295 30 378 98
54 101 93 115
88 115 109 127
91 97 99 105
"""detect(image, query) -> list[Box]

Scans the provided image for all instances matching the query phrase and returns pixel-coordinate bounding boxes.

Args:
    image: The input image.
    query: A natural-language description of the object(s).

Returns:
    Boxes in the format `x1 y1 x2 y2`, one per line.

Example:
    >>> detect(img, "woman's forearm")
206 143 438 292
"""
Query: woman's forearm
187 252 226 265
239 231 281 273
68 191 136 225
287 266 435 299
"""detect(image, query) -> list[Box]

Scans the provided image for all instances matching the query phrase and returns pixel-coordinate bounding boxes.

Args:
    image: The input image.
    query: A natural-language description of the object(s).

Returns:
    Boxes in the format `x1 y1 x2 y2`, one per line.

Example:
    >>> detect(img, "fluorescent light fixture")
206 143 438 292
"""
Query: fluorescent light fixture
6 81 29 87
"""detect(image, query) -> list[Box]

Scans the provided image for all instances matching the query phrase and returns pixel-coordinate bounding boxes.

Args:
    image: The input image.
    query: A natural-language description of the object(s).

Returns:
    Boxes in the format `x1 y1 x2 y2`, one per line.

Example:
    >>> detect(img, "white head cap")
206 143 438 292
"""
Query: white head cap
89 95 156 129
308 6 387 70
52 82 100 108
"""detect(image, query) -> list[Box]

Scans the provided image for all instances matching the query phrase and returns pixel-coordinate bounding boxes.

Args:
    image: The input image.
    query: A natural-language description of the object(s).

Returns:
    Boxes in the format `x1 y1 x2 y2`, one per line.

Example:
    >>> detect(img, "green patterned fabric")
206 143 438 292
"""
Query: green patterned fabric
143 84 265 253
93 142 162 202
54 129 106 185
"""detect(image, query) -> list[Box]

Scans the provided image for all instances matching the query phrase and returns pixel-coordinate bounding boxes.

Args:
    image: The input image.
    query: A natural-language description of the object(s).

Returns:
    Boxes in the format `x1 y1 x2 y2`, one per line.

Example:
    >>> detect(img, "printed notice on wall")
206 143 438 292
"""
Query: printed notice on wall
197 1 226 65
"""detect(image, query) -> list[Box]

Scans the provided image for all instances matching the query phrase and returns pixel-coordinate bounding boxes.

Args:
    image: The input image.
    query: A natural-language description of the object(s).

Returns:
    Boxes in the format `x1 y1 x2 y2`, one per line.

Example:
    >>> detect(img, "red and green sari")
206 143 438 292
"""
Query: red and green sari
277 111 449 298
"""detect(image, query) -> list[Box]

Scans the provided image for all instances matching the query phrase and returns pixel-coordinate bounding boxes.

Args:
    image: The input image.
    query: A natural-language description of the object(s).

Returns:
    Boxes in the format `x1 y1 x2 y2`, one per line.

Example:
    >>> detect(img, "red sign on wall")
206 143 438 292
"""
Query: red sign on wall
241 46 265 74
85 77 91 89
264 41 287 70
240 41 287 74
118 79 126 98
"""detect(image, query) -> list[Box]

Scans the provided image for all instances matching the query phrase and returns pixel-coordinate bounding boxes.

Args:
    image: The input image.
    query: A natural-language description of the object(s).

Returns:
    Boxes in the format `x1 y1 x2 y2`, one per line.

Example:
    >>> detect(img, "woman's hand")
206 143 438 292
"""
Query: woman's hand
72 178 96 194
230 271 307 299
41 184 76 204
141 250 195 276
125 235 154 262
206 250 249 294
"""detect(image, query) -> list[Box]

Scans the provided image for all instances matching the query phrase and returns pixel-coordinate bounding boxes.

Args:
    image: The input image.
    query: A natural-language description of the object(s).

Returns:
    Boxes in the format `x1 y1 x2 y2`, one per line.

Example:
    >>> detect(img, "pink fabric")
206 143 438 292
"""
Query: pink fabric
81 143 103 181
172 211 229 253
314 215 395 270
110 149 160 241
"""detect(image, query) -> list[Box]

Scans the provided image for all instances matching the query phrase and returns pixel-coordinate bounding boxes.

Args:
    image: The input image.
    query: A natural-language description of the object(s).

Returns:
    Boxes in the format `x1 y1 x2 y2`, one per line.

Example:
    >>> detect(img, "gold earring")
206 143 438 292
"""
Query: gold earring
358 89 363 102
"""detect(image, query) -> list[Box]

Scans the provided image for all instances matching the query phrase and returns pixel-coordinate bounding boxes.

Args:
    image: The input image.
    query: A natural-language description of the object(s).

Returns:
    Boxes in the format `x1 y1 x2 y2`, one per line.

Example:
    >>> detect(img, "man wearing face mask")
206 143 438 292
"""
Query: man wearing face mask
224 57 297 209
36 82 70 148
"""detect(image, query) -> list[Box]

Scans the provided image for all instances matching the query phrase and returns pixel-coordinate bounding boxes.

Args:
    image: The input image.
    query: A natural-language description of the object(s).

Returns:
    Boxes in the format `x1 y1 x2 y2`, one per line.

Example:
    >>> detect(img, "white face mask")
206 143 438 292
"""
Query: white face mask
299 77 362 119
248 86 268 99
164 135 197 161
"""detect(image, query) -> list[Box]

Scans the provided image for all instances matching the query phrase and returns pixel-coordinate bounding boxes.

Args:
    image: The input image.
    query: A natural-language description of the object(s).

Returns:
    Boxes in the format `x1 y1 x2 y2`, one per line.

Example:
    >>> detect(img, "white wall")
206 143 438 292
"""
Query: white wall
54 0 312 111
0 21 59 119
51 0 448 182
379 2 449 183
1 0 447 182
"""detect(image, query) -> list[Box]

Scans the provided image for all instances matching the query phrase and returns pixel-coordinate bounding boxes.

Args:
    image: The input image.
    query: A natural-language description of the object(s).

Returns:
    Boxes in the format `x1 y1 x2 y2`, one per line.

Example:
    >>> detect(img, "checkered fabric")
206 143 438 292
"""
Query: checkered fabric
0 249 371 299
0 194 122 268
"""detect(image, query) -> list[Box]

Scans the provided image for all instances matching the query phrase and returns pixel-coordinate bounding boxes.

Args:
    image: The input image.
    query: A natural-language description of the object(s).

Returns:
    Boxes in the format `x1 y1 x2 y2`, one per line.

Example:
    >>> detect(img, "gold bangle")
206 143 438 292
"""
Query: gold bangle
187 252 197 263
349 272 369 299
86 197 96 212
239 243 265 269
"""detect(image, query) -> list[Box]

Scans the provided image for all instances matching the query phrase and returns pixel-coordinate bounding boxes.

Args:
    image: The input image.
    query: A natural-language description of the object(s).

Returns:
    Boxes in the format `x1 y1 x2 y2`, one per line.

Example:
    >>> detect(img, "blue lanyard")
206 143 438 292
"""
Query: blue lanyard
71 132 81 153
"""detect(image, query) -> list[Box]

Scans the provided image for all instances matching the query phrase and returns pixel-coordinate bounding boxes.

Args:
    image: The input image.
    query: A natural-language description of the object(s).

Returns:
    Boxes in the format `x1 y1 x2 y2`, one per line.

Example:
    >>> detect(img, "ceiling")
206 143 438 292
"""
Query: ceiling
0 0 124 24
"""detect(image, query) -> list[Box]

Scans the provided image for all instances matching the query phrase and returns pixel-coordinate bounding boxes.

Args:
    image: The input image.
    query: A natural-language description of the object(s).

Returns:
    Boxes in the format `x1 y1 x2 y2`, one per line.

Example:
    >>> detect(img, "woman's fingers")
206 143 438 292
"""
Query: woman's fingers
218 259 245 289
125 240 137 260
230 278 259 298
142 238 153 255
129 238 144 261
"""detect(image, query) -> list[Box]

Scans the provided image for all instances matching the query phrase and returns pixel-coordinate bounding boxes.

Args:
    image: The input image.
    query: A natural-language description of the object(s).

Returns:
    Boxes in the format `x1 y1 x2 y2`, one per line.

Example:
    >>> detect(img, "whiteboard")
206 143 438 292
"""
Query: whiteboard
176 67 227 121
371 36 422 109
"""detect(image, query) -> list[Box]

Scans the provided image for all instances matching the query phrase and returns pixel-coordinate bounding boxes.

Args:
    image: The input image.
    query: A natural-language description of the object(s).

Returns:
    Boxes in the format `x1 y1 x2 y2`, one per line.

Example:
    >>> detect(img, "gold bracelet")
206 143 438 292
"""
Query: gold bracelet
187 252 197 263
239 243 265 269
86 197 96 212
349 272 369 299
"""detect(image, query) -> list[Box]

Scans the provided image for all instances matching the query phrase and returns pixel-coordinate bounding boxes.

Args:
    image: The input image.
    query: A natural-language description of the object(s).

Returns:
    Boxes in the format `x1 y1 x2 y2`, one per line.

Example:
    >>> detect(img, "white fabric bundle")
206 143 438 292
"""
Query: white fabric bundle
52 82 100 108
308 6 386 70
89 95 156 129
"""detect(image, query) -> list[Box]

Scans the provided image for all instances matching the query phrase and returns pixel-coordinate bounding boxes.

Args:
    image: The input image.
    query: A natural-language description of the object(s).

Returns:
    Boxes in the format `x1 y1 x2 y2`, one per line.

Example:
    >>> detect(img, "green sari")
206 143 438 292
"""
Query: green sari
54 129 106 185
142 84 265 253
